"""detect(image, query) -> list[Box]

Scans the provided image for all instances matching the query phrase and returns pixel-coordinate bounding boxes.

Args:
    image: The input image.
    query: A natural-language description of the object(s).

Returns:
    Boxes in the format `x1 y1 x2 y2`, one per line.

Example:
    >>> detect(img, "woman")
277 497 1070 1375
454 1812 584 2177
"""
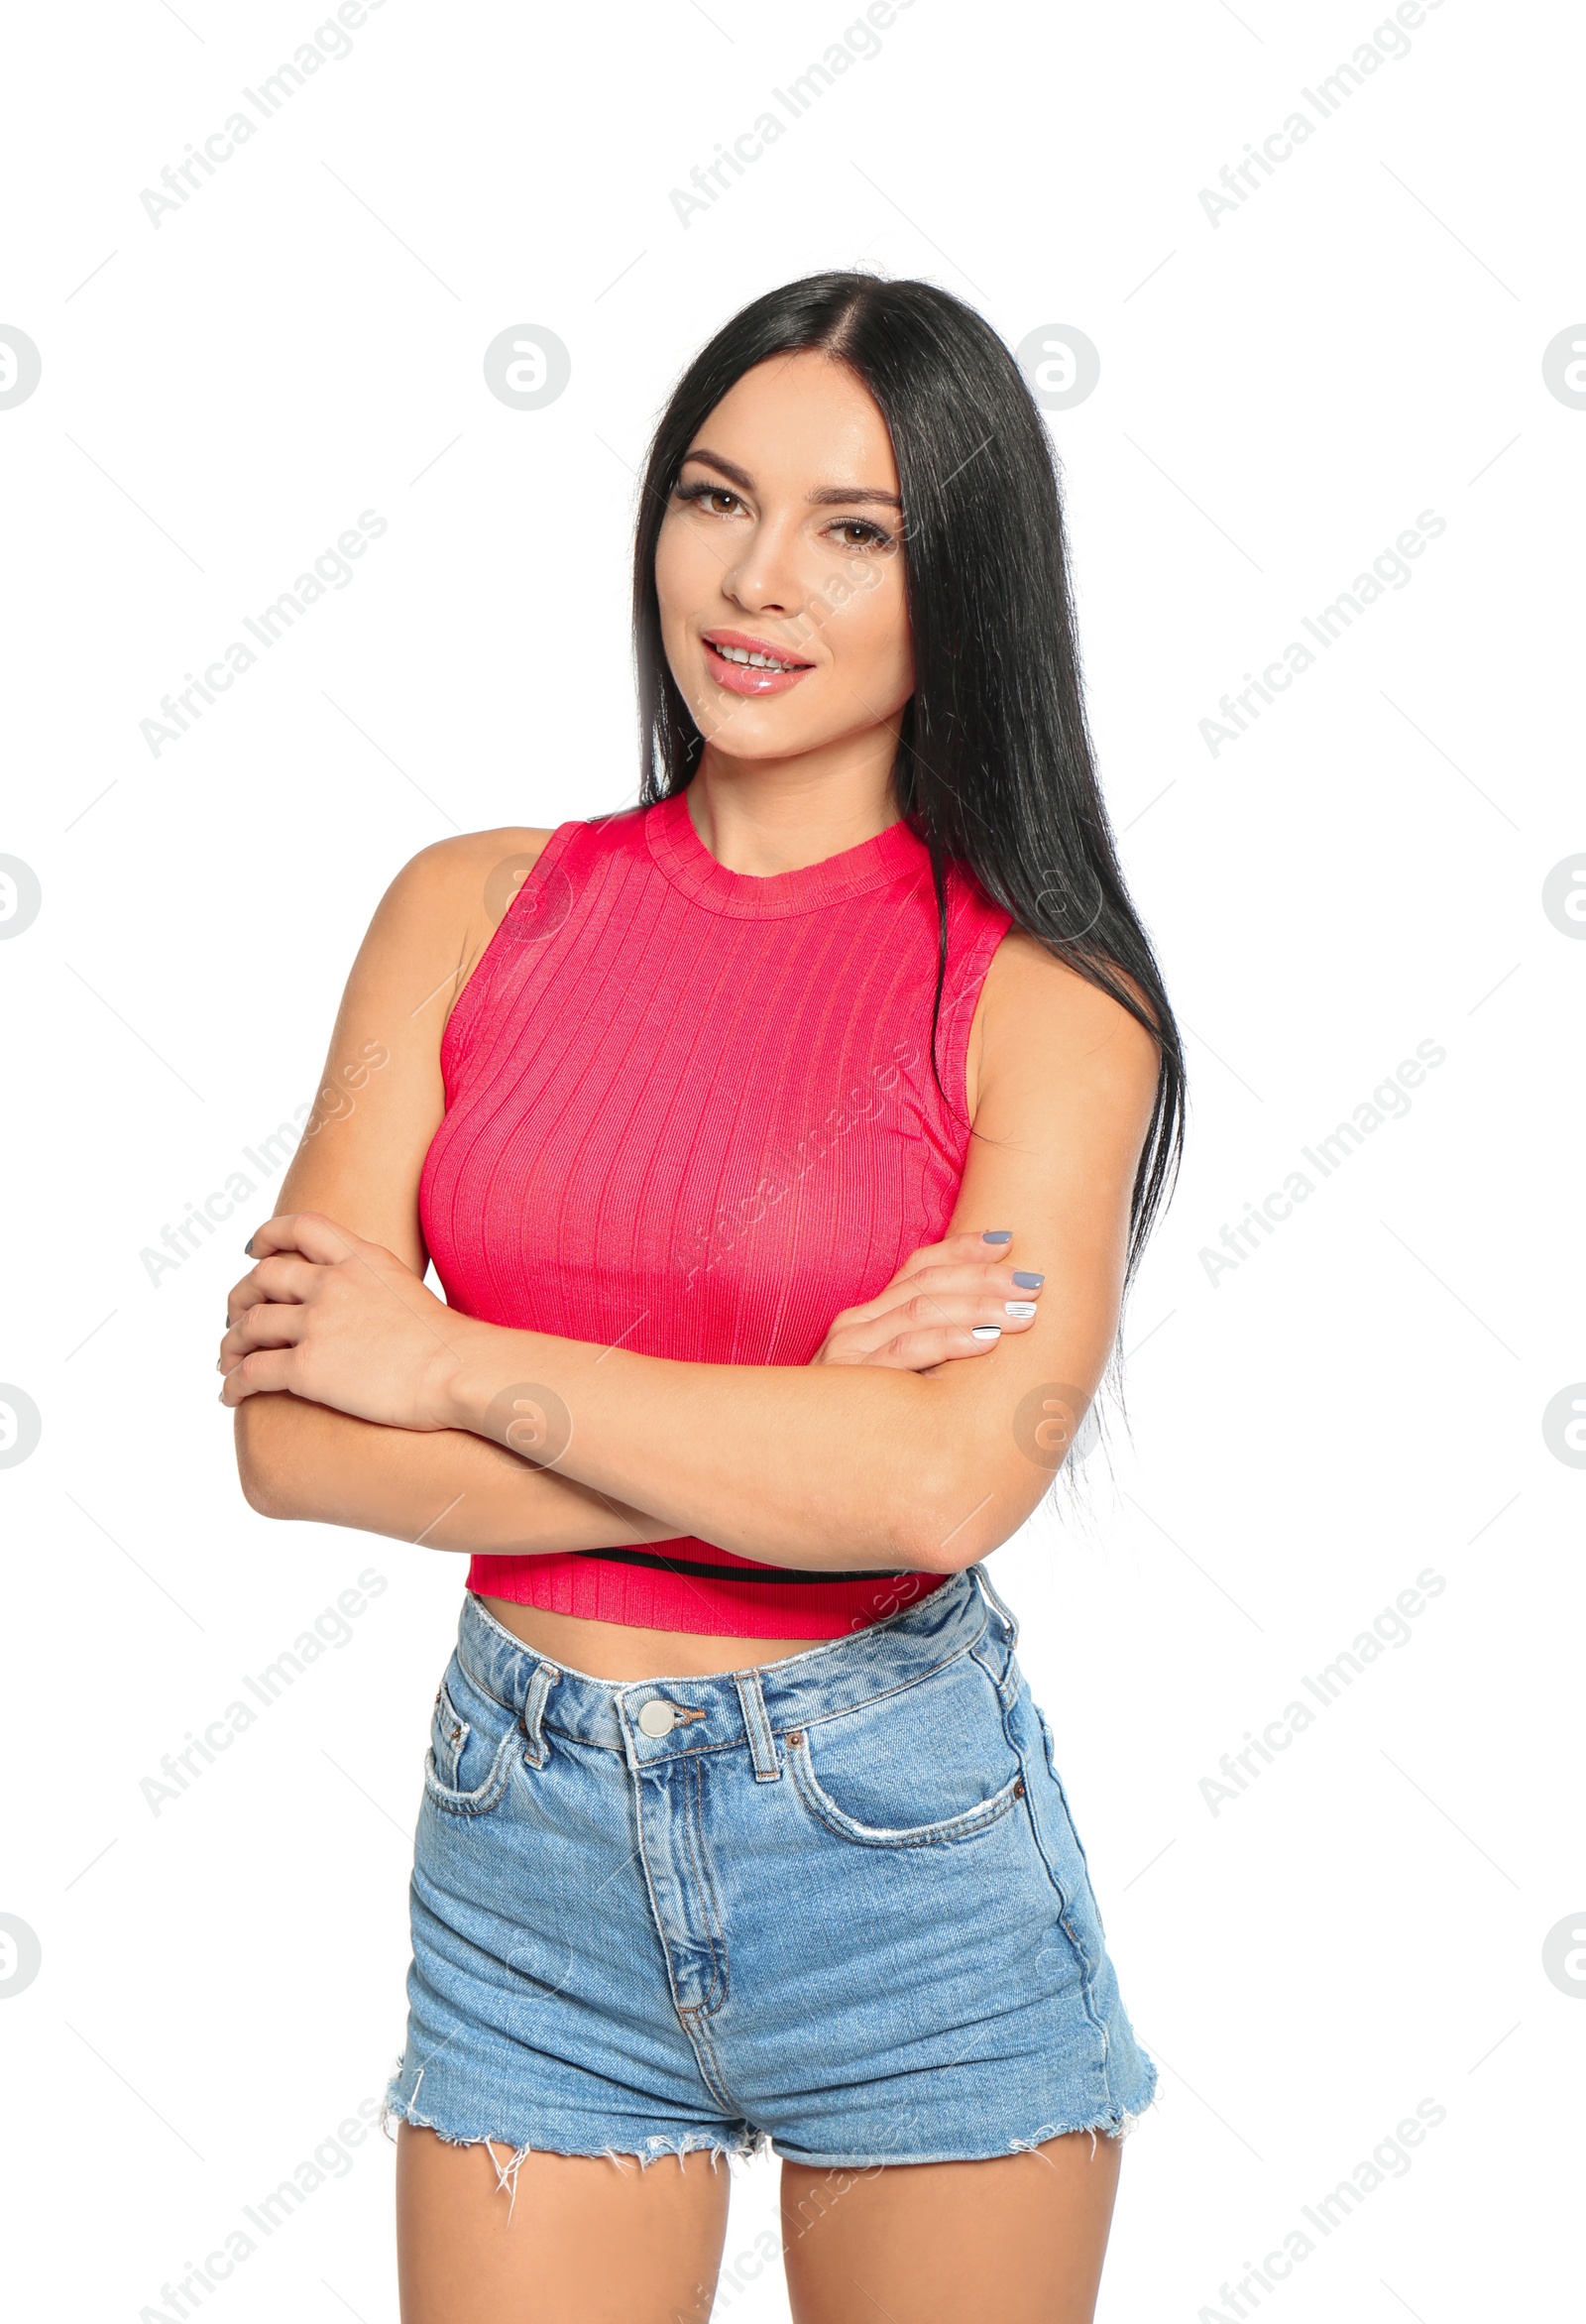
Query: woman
221 273 1185 2324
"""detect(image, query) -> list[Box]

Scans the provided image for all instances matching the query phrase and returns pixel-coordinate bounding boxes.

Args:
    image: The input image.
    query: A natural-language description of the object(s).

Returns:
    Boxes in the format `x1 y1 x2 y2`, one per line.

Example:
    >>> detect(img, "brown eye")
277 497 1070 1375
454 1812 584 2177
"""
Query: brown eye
678 483 741 515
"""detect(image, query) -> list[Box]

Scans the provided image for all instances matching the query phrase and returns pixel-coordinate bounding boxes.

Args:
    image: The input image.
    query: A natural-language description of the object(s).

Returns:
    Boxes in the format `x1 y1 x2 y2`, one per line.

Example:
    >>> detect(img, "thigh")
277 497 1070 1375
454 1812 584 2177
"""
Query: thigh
396 2122 732 2324
779 2131 1122 2324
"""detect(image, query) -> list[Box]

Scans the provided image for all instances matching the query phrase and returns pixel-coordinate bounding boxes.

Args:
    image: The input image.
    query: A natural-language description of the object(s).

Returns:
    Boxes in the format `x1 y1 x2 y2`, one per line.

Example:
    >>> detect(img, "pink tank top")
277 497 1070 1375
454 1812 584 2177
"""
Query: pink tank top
420 792 1013 1637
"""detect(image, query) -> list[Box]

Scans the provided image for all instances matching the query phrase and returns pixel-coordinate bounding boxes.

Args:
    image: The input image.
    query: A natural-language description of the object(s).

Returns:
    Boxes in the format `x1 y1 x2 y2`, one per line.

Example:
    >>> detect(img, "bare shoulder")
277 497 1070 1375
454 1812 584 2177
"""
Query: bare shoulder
307 822 555 1136
376 825 555 941
967 928 1162 1137
271 827 555 1266
359 826 554 1005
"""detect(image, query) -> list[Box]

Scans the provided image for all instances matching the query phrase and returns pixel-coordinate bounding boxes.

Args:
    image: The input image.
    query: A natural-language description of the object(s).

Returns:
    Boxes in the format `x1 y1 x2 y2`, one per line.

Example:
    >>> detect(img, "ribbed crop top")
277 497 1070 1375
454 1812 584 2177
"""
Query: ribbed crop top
418 789 1014 1638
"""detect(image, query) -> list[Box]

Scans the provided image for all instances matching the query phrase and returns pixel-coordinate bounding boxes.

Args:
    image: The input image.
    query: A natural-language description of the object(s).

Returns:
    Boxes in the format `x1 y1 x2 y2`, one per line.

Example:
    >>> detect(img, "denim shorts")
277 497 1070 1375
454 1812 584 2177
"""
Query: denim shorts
383 1564 1157 2173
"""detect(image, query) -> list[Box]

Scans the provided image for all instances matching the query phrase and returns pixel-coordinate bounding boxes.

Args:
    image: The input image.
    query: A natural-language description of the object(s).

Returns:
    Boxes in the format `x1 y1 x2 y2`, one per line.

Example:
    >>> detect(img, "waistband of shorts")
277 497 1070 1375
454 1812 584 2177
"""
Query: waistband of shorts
453 1562 1018 1769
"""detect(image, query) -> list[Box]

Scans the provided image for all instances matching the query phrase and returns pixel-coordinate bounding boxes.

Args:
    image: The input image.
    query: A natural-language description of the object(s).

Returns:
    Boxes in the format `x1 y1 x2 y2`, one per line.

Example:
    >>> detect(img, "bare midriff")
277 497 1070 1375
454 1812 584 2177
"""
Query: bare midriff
478 1598 825 1682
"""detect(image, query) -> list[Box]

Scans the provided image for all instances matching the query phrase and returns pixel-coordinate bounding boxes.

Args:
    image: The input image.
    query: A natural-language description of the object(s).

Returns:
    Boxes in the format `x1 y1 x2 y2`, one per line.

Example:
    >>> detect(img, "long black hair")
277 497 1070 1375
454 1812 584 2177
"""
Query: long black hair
631 272 1185 1290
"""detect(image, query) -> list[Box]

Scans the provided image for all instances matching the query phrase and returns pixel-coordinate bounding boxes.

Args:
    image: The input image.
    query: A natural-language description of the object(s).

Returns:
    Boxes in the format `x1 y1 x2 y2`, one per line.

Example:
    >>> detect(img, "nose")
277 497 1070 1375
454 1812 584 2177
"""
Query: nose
720 515 803 622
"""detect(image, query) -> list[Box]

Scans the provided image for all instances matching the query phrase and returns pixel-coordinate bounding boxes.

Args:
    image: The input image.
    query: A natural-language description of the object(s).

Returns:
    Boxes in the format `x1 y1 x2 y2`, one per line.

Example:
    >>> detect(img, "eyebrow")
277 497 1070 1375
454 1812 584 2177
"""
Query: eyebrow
679 446 902 512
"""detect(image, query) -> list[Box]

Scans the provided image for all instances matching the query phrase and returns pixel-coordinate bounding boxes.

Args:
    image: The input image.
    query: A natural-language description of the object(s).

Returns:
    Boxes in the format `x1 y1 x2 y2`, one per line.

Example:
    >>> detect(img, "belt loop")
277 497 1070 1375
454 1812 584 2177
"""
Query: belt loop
969 1560 1021 1651
520 1662 560 1768
732 1668 782 1782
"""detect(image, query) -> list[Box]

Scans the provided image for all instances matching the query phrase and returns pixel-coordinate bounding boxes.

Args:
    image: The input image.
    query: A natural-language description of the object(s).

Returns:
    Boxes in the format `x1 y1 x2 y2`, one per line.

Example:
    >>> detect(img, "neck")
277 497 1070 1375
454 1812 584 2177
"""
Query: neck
686 730 902 877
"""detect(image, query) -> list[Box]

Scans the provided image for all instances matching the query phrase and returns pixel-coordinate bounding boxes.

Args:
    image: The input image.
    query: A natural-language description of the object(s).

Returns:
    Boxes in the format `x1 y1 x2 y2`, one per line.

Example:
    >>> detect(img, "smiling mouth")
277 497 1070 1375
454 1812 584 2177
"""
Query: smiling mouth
703 634 815 674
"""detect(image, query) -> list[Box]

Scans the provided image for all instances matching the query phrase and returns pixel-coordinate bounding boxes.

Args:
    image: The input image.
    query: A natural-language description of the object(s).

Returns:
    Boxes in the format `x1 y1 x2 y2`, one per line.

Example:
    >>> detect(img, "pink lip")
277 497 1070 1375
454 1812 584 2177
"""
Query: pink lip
701 627 816 698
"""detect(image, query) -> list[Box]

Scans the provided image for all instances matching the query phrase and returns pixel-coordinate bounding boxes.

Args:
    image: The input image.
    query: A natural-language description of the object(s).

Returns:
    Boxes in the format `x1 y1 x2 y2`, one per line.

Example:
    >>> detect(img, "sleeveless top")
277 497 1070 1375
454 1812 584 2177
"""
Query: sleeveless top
419 790 1014 1638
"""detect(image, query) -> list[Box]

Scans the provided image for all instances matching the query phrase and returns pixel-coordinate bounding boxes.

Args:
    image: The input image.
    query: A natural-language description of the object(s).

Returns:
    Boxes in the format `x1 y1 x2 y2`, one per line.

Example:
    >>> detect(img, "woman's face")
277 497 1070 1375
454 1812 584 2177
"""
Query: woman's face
654 350 914 764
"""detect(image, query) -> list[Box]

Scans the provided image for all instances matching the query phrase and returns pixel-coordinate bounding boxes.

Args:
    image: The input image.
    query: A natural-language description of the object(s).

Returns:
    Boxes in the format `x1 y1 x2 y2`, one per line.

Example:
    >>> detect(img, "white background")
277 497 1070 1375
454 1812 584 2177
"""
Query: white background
2 1 1581 2317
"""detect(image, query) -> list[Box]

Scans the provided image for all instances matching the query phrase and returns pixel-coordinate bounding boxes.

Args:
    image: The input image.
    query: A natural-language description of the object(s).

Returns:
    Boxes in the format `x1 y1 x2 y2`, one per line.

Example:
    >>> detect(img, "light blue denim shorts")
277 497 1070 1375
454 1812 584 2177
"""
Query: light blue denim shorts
383 1564 1157 2171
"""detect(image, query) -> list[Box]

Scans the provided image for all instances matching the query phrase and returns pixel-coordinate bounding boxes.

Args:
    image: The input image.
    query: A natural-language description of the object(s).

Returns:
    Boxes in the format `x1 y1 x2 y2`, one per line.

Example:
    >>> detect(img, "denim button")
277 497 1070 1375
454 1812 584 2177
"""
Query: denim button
637 1700 677 1738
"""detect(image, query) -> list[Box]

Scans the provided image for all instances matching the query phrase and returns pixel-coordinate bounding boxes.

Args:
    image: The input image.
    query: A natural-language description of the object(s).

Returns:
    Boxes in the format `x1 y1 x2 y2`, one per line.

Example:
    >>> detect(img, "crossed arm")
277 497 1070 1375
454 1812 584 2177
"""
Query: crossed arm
224 831 1160 1575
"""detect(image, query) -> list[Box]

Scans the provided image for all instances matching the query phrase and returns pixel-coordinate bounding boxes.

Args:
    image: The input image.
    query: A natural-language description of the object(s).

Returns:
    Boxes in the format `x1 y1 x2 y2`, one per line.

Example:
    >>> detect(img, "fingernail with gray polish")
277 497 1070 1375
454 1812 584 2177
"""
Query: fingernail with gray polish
1012 1271 1044 1289
981 1230 1012 1244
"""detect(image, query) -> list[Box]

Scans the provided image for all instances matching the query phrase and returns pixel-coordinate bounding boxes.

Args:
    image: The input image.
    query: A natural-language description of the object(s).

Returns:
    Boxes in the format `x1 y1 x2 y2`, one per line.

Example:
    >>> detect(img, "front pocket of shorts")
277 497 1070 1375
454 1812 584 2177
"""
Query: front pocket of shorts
784 1654 1031 1849
423 1666 518 1817
788 1730 1025 1849
782 1647 1023 1844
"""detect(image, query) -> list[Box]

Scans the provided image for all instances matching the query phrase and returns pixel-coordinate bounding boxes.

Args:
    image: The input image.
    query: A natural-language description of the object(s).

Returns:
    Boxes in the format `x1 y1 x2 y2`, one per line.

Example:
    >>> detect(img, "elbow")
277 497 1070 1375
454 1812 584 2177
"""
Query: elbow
239 1465 294 1522
237 1453 296 1522
889 1454 1003 1576
869 1381 1032 1575
886 1450 1021 1579
909 1531 995 1578
232 1402 300 1522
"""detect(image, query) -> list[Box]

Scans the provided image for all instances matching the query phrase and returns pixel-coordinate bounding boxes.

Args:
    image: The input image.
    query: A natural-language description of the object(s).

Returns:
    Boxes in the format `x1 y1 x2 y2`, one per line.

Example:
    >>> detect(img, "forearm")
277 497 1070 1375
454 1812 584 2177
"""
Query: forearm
440 1330 972 1571
234 1392 683 1555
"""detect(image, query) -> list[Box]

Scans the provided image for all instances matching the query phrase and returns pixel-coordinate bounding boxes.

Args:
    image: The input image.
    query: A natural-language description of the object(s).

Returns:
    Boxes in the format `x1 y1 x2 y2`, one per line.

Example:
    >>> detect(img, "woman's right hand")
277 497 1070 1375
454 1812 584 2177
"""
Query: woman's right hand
810 1228 1045 1370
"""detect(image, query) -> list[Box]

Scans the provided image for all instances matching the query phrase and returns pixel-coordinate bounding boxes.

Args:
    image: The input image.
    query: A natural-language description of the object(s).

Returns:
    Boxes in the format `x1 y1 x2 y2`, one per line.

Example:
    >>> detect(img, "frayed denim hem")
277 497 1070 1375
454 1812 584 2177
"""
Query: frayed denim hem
773 2093 1158 2174
382 2075 767 2219
1007 2092 1158 2160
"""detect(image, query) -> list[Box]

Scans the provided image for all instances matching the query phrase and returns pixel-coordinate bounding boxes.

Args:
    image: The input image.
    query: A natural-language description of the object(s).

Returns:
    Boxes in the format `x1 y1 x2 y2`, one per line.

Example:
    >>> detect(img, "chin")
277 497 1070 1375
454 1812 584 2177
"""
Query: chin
694 704 817 753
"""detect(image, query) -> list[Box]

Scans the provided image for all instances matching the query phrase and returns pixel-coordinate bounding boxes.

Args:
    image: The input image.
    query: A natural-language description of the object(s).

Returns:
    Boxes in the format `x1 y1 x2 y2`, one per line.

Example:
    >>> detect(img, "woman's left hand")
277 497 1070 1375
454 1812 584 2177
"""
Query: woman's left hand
218 1212 473 1431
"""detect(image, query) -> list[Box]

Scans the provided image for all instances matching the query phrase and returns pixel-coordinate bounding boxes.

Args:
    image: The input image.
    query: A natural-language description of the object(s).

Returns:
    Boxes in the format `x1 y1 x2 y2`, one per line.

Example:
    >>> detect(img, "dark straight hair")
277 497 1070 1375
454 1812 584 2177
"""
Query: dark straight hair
631 272 1186 1290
